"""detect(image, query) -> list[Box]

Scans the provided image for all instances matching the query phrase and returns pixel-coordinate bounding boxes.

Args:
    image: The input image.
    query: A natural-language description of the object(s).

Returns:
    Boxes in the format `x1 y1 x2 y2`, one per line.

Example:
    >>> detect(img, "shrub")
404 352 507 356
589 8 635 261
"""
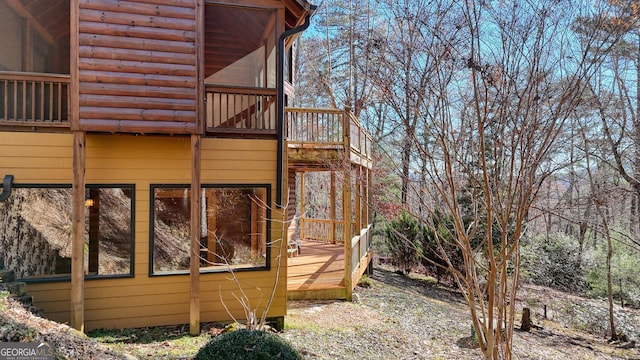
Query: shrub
421 211 460 284
585 238 640 308
384 211 422 274
520 233 586 293
194 329 301 360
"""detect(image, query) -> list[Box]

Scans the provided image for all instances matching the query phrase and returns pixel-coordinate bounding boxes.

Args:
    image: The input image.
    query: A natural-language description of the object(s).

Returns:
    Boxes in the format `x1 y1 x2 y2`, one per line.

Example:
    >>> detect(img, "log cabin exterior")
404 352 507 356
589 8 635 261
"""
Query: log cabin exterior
0 0 373 333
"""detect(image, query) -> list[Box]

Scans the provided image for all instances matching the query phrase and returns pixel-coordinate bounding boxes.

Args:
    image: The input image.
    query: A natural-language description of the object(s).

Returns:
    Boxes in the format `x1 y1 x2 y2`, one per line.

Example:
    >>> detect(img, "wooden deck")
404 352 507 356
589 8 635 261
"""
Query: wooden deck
287 239 347 300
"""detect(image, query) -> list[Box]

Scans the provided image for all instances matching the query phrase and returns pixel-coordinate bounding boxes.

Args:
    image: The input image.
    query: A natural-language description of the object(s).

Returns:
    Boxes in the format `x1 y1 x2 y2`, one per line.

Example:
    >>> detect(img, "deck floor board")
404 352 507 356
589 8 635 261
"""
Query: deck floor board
287 239 345 292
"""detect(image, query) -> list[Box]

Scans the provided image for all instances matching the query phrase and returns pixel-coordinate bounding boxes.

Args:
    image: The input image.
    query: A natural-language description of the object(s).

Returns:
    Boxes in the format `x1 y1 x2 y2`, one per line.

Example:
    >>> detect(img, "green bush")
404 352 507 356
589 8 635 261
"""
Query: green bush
384 211 422 274
520 233 586 293
421 211 460 284
194 329 301 360
585 238 640 308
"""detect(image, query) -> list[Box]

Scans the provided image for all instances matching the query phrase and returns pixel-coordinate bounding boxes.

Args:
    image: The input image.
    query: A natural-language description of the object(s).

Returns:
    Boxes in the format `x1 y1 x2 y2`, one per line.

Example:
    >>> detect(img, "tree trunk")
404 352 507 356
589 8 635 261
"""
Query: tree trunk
401 139 411 205
605 219 618 341
521 307 531 332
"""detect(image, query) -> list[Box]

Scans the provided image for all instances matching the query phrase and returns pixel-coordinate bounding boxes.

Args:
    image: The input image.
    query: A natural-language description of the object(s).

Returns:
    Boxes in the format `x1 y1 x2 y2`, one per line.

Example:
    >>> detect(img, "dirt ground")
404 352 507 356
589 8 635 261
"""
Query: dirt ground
282 268 639 359
2 267 639 359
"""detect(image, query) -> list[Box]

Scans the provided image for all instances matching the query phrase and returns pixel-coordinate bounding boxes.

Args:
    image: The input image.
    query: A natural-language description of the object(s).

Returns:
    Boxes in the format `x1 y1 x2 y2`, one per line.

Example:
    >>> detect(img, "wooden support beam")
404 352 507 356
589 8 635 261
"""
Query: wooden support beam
343 165 353 302
71 131 85 332
299 171 305 241
70 0 79 131
365 168 370 226
330 171 335 244
196 0 205 135
190 134 201 335
343 107 353 301
70 0 83 332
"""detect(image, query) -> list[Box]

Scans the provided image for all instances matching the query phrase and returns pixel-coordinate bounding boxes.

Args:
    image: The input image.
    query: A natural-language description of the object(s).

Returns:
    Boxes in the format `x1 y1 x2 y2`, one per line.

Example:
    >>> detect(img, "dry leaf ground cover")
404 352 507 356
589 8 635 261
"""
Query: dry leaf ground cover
283 268 640 359
2 267 639 359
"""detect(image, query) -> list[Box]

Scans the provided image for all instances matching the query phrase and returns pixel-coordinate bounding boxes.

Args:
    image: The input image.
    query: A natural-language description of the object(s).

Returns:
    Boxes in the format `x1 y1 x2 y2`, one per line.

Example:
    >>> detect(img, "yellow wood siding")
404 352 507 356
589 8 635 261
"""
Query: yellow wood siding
0 132 286 330
77 0 198 134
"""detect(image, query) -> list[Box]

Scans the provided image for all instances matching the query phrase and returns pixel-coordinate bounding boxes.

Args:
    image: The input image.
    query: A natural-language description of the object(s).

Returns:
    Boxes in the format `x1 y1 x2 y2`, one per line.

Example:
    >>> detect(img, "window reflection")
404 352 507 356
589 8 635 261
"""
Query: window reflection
0 185 134 280
152 185 269 274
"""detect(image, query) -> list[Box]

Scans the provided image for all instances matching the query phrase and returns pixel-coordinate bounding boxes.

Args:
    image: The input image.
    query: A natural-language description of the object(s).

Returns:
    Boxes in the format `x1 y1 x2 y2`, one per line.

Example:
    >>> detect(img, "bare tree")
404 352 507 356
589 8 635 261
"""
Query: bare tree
574 0 640 245
295 1 635 358
403 1 631 359
579 122 619 340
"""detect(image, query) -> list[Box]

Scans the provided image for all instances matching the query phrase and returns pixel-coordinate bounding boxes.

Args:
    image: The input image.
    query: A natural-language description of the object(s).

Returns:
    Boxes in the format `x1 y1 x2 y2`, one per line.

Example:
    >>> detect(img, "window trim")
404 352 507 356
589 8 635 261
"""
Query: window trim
149 183 272 277
5 183 136 283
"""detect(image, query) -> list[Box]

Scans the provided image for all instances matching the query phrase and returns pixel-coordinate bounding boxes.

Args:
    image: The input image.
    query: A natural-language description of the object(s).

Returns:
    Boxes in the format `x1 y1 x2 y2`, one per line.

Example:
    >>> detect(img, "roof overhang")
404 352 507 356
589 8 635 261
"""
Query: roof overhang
283 0 316 30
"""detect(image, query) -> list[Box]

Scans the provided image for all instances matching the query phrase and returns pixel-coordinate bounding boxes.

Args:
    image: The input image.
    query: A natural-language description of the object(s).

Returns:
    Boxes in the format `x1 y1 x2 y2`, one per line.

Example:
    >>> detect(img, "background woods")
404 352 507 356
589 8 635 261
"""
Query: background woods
296 0 640 359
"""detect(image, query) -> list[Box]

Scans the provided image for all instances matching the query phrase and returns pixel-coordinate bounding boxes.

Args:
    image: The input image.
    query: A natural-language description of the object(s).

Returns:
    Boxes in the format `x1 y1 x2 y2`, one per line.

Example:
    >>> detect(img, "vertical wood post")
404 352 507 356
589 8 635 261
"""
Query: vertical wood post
343 107 353 301
71 131 85 332
191 0 204 335
330 171 336 244
190 134 202 335
343 165 353 301
362 168 368 227
355 166 361 233
299 172 305 241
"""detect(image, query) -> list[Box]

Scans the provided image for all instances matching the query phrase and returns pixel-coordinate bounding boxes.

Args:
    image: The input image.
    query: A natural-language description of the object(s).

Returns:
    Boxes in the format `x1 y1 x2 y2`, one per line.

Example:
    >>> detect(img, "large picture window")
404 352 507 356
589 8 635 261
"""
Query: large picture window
0 184 134 281
151 185 270 275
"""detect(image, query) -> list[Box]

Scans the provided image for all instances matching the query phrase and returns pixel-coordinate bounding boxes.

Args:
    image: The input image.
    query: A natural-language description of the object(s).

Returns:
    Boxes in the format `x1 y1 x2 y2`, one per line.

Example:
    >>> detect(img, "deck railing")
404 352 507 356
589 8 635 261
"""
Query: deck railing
286 108 344 148
299 217 362 245
0 71 70 128
300 218 348 243
286 107 373 162
205 85 277 135
349 224 373 289
347 111 373 161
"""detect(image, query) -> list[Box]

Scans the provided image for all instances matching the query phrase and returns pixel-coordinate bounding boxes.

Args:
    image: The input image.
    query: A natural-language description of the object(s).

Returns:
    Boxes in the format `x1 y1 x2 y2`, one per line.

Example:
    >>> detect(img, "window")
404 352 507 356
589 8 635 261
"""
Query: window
0 185 134 281
151 185 270 275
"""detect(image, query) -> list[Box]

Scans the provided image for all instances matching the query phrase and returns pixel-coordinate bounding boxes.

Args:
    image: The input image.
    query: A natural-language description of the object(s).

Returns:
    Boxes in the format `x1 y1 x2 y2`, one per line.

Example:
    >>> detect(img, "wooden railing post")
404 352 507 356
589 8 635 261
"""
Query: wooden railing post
343 107 351 152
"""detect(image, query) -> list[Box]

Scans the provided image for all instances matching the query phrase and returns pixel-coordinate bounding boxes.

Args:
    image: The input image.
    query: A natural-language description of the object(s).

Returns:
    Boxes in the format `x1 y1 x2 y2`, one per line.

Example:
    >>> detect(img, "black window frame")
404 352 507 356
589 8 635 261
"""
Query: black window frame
2 183 136 283
149 183 272 277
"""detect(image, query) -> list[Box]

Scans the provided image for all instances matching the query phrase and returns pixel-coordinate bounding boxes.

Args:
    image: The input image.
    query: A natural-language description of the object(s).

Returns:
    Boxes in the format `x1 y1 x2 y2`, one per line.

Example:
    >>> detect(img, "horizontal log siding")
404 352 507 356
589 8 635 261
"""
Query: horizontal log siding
0 132 285 330
77 0 198 134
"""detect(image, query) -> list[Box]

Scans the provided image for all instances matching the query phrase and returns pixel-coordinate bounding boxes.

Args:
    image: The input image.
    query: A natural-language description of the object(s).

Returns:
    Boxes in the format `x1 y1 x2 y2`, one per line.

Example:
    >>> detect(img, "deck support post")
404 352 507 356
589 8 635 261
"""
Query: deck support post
365 168 370 226
343 107 353 301
300 171 305 240
190 134 202 336
71 130 85 332
330 171 336 244
343 164 353 301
